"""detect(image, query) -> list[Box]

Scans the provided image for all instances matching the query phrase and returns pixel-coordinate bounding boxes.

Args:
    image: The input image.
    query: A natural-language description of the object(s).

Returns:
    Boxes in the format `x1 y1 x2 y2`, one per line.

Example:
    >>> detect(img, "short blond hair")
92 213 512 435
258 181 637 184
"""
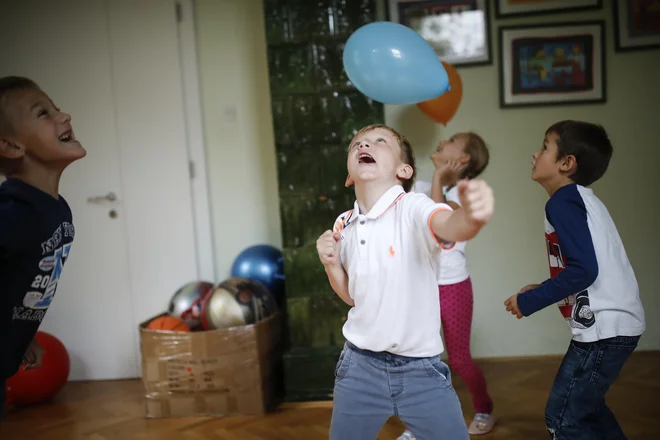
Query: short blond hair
350 124 416 192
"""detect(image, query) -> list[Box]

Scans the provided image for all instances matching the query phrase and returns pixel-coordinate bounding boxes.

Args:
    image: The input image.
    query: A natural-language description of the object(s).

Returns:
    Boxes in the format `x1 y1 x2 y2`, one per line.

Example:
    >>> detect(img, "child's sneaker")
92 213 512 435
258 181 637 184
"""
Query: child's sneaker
468 413 497 435
396 430 416 440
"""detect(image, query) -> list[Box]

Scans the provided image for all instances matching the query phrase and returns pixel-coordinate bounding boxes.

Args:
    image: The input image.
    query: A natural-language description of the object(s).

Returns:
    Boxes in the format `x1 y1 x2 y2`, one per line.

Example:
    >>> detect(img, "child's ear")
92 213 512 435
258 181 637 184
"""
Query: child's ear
458 153 471 164
0 137 25 160
559 154 577 174
345 174 354 187
396 164 414 181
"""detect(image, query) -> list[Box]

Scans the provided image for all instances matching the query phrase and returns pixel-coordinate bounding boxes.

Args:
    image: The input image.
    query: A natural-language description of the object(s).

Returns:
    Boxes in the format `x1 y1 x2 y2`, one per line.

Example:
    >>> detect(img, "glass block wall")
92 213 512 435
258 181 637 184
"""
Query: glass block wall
263 0 384 401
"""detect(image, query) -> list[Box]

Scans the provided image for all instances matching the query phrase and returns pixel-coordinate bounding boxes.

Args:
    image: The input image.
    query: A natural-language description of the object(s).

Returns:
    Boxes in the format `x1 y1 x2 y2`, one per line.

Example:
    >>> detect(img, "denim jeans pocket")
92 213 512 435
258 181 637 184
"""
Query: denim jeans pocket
570 340 590 354
589 342 637 391
422 357 452 388
335 348 353 381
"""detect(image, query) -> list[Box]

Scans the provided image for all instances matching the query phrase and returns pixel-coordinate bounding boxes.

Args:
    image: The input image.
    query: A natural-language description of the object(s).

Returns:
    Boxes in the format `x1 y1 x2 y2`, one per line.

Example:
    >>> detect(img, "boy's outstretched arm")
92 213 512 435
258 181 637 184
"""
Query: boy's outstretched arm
316 230 354 307
430 179 494 243
514 192 598 317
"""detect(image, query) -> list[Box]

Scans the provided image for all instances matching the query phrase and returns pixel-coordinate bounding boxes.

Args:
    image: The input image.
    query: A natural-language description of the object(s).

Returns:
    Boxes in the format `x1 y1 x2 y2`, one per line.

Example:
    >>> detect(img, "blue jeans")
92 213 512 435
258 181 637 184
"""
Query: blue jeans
545 335 641 439
330 341 468 440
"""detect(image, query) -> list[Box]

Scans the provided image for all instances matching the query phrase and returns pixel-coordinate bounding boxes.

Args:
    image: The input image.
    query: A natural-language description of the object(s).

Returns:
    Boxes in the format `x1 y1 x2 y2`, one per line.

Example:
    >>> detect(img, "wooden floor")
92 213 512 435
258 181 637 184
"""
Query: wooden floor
1 352 658 439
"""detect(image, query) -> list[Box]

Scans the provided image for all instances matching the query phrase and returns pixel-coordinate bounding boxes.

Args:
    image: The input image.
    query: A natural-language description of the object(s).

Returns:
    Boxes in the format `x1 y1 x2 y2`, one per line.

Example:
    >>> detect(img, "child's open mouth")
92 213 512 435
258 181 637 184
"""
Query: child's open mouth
58 129 76 143
358 152 376 164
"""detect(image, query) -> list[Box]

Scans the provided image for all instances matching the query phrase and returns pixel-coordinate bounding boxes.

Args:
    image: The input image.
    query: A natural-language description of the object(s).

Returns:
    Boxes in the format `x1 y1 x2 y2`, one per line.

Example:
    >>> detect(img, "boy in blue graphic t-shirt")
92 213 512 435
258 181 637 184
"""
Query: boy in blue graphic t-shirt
0 76 86 415
505 120 645 439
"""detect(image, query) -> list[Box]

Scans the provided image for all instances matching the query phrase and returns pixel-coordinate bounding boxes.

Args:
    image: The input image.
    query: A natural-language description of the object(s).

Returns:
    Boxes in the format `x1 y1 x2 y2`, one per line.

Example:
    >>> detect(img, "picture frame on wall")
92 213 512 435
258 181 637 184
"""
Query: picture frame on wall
495 0 602 19
388 0 492 67
498 21 606 108
614 0 660 52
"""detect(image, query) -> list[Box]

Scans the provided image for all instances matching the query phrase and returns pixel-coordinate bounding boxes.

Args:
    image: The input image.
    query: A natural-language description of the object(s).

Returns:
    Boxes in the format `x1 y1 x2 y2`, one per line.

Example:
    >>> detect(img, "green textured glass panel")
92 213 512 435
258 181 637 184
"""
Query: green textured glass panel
291 95 317 144
286 296 312 346
317 94 342 144
348 0 378 29
340 92 383 143
267 47 286 94
283 245 326 296
264 0 290 44
312 44 344 91
271 97 293 145
288 0 335 40
334 0 352 36
279 195 316 248
269 44 313 93
283 346 341 401
321 145 350 196
264 0 382 403
335 43 353 89
277 145 319 195
310 294 349 348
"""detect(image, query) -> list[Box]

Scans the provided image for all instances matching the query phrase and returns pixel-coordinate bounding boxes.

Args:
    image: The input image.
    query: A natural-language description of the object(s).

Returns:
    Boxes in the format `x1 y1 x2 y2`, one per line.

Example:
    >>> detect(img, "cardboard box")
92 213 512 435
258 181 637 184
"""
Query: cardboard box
139 312 284 418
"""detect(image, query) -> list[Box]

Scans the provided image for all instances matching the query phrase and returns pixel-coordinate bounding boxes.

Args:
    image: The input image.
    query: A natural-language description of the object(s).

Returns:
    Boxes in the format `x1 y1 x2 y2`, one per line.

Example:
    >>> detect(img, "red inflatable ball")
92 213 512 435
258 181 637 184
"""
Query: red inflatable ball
5 331 71 407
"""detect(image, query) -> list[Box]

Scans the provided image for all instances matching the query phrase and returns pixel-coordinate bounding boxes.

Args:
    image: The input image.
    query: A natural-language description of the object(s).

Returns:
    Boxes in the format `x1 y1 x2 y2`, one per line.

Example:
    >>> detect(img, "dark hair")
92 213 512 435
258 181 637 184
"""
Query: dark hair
546 120 612 187
461 132 490 180
0 76 39 134
0 76 39 175
351 124 416 192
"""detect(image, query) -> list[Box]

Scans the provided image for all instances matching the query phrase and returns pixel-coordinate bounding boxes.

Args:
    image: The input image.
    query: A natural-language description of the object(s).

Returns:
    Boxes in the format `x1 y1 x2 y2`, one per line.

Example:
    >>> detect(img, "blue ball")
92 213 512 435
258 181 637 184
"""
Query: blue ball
230 245 285 305
343 21 450 105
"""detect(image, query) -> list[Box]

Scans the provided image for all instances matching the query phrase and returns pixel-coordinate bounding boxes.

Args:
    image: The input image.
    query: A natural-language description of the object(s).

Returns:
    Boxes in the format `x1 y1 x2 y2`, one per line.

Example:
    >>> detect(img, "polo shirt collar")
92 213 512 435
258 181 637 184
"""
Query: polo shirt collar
353 185 406 220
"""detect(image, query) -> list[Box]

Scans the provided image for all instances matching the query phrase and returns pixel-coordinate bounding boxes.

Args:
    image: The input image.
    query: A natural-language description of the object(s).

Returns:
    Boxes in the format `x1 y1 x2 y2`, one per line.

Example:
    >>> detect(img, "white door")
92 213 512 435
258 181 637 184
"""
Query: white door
0 0 204 380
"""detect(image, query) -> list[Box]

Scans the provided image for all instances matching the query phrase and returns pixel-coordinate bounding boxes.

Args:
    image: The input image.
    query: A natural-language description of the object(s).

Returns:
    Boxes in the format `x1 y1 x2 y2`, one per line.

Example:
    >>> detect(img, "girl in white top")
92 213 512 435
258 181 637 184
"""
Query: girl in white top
401 132 496 438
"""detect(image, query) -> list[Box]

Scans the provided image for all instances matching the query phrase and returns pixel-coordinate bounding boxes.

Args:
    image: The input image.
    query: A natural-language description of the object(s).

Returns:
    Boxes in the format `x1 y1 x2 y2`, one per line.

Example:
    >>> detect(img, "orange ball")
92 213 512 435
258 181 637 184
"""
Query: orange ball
146 316 191 332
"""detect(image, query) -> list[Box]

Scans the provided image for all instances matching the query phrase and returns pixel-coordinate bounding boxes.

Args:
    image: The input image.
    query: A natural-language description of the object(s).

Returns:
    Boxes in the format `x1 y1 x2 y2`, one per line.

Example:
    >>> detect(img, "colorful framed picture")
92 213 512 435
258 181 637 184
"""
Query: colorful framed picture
614 0 660 52
388 0 492 67
498 21 606 108
495 0 602 18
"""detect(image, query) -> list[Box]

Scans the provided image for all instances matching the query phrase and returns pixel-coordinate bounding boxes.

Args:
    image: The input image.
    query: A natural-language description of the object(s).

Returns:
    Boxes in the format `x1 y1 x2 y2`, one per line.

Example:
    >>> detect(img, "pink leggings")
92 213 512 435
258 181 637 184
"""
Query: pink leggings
440 277 493 414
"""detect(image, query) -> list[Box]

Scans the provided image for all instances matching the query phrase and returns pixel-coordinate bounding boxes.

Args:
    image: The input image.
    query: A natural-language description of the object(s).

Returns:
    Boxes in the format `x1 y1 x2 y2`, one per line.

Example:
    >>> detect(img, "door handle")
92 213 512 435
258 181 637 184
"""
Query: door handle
87 192 118 204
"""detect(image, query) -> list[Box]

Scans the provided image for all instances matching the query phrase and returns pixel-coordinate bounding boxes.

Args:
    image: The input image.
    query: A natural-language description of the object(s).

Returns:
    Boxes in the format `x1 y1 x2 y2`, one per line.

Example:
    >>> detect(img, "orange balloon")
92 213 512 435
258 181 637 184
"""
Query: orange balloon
417 62 463 125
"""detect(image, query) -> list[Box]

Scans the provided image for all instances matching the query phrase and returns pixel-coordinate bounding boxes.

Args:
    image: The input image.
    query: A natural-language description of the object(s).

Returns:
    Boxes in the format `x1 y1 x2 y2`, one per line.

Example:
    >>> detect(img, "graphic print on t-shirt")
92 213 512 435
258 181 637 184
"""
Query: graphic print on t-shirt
13 222 74 322
546 229 595 330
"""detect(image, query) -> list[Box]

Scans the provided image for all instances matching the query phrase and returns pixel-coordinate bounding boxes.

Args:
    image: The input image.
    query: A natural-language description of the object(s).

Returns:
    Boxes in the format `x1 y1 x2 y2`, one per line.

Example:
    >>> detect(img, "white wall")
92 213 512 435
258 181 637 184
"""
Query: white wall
194 0 282 281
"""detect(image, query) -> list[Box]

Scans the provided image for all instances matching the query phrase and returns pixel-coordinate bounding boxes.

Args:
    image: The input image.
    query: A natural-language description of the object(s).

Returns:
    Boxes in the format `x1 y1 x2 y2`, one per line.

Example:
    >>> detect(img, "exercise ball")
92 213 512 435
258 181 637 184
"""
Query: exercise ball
202 277 278 330
343 21 449 105
5 331 70 406
231 245 285 305
168 280 214 330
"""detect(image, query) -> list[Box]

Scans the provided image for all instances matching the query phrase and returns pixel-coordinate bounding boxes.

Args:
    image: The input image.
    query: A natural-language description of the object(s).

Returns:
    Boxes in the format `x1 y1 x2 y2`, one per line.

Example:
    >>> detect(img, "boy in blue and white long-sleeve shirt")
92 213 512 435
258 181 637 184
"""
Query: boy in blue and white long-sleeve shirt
504 120 645 440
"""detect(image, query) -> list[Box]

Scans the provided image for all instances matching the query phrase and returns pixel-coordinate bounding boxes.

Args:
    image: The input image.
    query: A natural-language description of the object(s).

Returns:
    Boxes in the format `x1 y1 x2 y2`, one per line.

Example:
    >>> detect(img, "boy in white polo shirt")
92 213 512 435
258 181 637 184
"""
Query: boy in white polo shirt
316 124 495 439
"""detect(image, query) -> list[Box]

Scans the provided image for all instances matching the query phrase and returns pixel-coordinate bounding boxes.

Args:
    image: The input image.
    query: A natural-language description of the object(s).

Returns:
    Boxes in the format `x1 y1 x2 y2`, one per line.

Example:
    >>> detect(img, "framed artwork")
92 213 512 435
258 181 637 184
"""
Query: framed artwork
388 0 492 67
614 0 660 52
498 21 606 108
495 0 602 18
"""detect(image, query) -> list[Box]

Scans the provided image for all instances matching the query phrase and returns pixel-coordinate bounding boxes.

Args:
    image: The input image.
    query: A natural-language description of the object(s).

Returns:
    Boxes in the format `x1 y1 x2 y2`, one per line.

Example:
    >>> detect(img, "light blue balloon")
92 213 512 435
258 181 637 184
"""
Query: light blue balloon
343 21 450 105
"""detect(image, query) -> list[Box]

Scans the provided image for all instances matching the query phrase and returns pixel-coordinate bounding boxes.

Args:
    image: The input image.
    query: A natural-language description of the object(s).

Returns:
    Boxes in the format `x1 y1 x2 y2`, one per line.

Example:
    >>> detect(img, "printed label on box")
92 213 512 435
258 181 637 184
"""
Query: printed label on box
166 358 223 392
